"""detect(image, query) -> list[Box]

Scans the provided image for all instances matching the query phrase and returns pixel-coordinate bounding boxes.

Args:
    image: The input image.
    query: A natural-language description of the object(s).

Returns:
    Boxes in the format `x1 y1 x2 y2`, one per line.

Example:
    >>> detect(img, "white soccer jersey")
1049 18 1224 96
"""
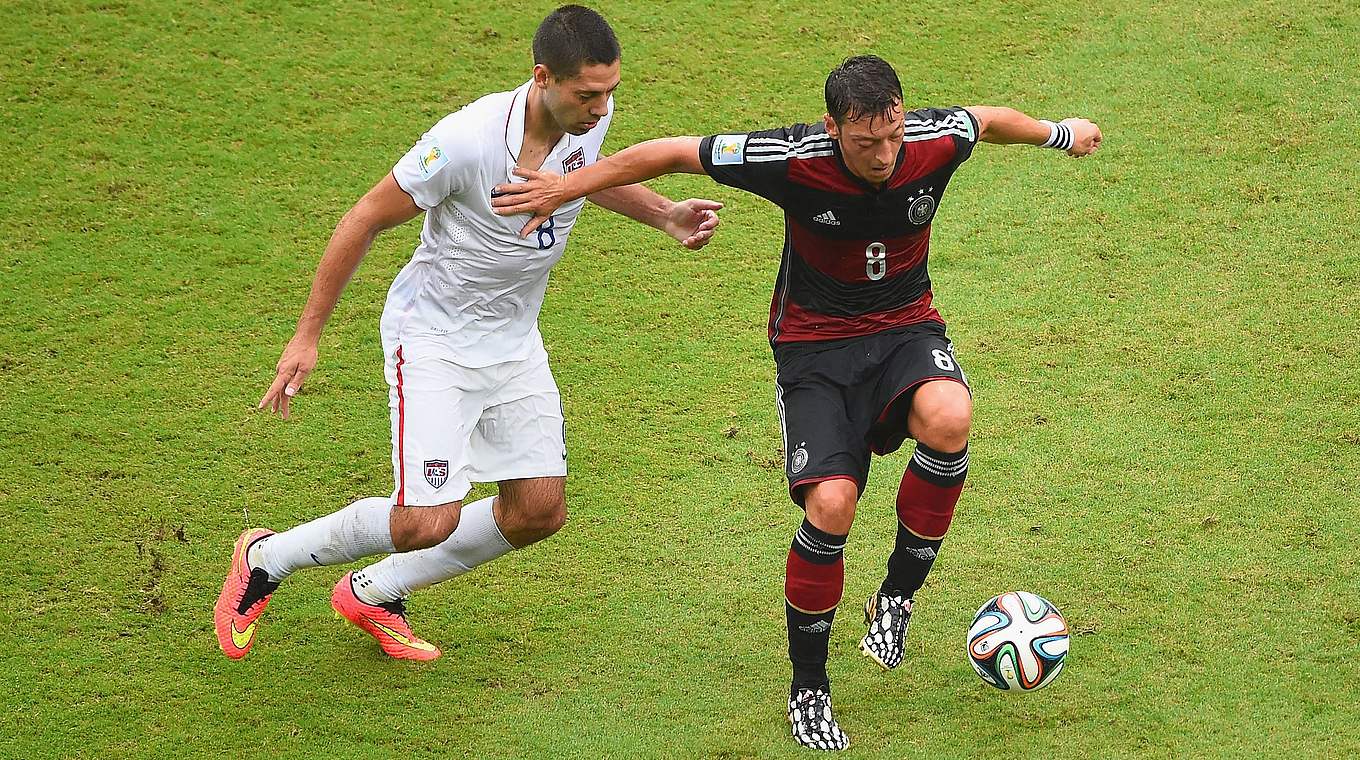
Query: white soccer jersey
383 80 614 367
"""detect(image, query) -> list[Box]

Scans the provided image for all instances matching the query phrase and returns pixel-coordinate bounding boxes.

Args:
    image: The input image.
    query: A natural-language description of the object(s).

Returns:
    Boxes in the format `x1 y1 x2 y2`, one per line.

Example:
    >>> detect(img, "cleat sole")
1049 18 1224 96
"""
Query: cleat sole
859 637 892 671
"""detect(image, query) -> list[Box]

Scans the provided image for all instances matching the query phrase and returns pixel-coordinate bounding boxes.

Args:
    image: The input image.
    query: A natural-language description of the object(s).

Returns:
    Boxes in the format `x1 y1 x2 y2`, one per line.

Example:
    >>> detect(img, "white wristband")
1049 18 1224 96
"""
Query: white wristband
1039 120 1074 151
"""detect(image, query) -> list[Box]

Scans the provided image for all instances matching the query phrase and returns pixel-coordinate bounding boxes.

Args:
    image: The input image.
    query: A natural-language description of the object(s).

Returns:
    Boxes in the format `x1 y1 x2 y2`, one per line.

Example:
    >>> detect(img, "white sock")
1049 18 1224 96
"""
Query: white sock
250 496 395 582
351 496 512 604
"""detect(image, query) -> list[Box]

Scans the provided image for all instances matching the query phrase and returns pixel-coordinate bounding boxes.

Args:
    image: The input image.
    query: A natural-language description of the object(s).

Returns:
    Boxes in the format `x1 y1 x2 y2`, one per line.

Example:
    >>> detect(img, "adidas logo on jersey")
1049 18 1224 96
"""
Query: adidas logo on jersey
812 210 840 226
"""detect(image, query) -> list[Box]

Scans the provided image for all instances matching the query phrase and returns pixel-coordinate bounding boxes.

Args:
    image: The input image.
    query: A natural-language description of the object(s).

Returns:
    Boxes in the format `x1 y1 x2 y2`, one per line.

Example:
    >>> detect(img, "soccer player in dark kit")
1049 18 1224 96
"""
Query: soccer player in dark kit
489 55 1102 750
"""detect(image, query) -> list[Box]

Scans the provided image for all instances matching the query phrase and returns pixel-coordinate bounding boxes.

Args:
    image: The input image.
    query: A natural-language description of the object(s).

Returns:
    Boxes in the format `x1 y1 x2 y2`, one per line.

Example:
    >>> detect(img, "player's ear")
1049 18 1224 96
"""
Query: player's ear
823 113 839 139
532 63 553 89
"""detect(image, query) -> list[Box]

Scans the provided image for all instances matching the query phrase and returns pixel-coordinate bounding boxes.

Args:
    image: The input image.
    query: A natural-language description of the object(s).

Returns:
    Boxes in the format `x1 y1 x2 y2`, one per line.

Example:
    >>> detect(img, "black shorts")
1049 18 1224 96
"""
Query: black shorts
774 321 969 506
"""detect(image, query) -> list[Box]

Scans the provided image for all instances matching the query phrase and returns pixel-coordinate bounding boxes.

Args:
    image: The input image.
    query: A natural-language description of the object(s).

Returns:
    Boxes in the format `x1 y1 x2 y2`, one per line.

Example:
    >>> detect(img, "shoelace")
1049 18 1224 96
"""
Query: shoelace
794 689 831 714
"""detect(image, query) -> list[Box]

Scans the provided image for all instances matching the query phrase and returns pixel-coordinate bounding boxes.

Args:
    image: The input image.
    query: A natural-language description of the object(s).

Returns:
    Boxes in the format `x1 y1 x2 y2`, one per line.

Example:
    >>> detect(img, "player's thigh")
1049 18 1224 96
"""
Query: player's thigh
385 345 486 506
467 349 568 485
776 372 870 509
869 330 971 454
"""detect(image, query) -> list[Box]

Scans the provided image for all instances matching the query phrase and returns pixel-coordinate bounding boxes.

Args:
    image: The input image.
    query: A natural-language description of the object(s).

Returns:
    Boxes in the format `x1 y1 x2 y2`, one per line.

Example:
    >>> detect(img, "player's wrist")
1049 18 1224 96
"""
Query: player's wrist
1037 120 1074 151
560 172 584 204
291 321 324 345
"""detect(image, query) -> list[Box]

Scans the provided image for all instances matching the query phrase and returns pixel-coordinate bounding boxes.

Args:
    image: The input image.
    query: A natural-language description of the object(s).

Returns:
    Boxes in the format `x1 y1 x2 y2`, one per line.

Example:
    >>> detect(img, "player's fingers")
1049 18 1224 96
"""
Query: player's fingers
279 393 291 420
686 225 718 248
511 167 542 181
491 183 531 201
284 368 309 399
493 199 533 216
519 215 549 238
697 210 720 232
689 199 724 212
259 373 287 410
491 195 529 212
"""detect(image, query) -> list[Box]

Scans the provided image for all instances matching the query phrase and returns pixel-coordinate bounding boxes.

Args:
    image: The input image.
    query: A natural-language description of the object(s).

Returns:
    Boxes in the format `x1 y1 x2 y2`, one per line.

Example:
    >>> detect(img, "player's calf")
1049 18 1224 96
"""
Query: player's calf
865 442 968 670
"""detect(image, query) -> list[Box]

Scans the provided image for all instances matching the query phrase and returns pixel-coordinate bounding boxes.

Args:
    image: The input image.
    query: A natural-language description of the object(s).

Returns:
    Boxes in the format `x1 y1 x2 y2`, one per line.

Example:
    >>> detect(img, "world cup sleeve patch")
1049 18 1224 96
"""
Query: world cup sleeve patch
711 134 747 165
417 142 449 180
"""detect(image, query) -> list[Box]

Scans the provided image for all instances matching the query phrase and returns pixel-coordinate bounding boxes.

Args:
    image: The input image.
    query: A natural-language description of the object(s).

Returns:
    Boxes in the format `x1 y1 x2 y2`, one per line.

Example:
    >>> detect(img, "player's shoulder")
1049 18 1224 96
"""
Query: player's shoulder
748 121 829 144
903 106 978 140
427 90 511 136
737 122 832 163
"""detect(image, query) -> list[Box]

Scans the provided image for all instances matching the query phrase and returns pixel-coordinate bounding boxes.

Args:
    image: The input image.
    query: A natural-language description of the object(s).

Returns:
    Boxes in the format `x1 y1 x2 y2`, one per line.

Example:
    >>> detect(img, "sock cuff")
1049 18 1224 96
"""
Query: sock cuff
791 519 847 564
909 443 969 486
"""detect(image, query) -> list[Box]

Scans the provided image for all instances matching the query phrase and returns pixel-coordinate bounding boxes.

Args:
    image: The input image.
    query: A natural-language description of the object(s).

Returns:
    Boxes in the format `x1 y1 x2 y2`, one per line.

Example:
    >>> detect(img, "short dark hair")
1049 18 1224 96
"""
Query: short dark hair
532 5 621 80
824 55 903 124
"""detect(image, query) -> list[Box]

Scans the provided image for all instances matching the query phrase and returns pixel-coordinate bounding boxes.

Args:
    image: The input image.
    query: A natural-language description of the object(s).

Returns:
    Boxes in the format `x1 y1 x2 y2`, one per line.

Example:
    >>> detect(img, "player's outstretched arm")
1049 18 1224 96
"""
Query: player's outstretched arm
258 174 421 419
587 184 723 250
491 137 705 236
965 106 1102 157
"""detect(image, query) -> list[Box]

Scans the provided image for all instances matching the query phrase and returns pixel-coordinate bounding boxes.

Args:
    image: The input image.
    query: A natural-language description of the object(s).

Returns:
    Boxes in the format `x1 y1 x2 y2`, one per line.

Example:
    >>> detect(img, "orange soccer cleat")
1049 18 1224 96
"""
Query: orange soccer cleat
214 528 279 659
330 572 441 661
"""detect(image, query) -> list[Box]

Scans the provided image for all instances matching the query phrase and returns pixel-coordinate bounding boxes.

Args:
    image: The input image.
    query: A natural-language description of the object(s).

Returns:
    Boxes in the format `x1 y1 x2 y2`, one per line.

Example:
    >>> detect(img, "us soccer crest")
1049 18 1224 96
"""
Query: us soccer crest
562 147 585 173
423 459 449 489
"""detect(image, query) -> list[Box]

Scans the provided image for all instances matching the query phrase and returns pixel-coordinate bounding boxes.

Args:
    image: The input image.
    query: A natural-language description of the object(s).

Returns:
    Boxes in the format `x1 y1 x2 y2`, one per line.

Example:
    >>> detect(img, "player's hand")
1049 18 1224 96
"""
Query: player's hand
664 198 723 250
491 167 567 237
1063 118 1102 157
258 337 319 420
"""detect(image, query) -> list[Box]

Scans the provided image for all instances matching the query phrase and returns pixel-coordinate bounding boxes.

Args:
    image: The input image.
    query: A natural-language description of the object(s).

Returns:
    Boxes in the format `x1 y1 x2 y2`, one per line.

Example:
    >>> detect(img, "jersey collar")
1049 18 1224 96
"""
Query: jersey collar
830 137 908 193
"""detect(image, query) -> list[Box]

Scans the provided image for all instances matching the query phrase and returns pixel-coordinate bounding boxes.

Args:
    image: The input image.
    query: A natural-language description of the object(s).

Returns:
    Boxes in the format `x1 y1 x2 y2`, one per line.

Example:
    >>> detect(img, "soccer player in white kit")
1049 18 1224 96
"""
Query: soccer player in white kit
214 5 723 661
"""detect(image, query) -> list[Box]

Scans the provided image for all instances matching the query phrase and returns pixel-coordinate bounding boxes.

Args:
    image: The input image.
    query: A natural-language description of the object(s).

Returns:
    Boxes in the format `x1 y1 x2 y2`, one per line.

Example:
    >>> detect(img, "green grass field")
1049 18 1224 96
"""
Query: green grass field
4 0 1359 757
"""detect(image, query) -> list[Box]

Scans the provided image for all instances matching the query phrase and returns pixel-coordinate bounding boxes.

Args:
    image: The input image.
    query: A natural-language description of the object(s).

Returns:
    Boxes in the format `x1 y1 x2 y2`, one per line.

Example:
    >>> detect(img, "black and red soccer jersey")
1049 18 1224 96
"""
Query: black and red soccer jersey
698 107 979 344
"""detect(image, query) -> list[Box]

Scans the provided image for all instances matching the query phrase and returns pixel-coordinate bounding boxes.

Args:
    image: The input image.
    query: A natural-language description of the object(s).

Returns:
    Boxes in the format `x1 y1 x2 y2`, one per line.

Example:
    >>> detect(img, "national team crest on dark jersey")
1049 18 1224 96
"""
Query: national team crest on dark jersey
424 460 449 489
562 147 585 173
908 193 937 225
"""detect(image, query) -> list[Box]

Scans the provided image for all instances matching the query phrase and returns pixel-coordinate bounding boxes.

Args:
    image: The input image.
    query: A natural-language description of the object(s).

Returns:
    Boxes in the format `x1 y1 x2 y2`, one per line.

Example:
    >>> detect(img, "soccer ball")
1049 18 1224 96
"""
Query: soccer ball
967 591 1069 691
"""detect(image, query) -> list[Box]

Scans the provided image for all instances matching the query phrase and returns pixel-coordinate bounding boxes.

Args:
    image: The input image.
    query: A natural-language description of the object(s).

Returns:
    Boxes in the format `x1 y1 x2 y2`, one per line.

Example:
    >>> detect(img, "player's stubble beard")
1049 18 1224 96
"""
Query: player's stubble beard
539 84 599 137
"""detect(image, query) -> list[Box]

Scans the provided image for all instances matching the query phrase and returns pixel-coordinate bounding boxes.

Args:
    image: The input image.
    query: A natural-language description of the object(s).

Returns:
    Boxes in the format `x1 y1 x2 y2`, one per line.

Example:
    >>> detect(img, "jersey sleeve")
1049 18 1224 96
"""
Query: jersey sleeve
906 107 981 168
698 124 821 206
391 112 479 210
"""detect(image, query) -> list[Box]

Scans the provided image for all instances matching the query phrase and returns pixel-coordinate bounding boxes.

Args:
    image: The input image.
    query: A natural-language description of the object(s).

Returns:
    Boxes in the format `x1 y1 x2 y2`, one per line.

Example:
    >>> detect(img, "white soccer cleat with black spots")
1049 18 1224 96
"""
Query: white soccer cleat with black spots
788 687 849 751
859 591 913 670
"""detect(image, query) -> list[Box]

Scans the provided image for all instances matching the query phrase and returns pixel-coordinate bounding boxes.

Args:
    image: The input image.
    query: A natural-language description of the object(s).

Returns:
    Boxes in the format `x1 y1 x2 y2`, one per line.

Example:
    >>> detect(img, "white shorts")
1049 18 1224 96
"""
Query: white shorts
385 341 567 506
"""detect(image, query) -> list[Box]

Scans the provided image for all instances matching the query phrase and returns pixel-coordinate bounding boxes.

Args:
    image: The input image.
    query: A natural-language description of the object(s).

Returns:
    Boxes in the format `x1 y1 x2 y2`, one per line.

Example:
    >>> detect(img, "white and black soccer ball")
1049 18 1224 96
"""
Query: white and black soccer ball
967 591 1069 691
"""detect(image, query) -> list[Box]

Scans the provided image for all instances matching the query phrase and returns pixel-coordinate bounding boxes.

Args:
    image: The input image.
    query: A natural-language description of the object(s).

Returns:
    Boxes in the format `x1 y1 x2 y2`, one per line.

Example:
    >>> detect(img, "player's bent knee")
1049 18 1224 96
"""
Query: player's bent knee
914 400 972 452
498 491 567 542
527 493 567 536
927 409 972 450
803 480 858 535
